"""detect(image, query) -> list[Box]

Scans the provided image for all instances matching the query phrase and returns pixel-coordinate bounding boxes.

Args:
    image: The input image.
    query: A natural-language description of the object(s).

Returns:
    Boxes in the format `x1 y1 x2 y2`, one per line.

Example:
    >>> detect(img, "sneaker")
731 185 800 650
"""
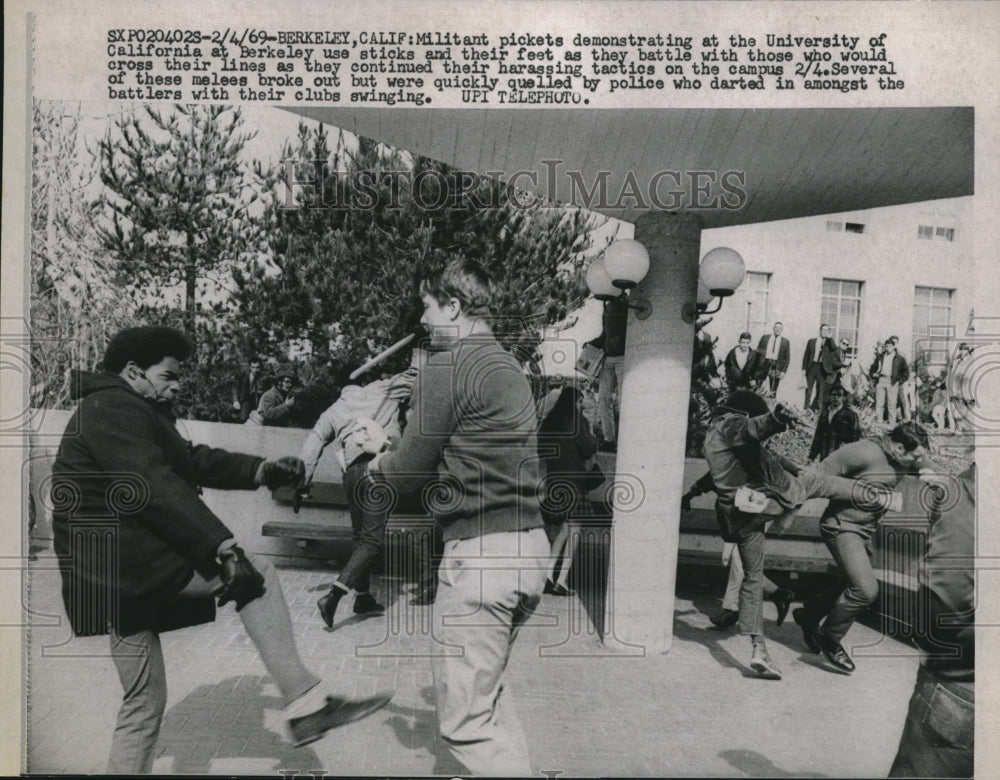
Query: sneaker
287 693 393 747
749 646 783 680
353 593 385 615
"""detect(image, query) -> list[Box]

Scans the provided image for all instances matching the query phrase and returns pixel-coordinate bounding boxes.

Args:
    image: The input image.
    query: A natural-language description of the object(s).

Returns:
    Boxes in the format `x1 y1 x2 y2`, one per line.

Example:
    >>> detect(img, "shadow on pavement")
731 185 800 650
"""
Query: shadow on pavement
385 686 457 773
157 674 318 773
719 748 827 777
671 591 750 673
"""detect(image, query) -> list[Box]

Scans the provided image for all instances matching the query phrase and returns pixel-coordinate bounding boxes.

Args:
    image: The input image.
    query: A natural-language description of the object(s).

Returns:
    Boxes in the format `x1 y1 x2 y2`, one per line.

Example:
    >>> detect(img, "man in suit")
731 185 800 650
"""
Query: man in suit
819 334 848 406
869 337 910 425
756 322 791 397
723 332 761 391
231 358 263 422
802 324 832 410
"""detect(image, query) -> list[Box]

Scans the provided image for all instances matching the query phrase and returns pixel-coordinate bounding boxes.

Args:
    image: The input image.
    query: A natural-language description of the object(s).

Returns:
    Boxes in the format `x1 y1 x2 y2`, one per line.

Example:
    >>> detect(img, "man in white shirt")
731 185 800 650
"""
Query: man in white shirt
869 337 909 425
756 322 791 397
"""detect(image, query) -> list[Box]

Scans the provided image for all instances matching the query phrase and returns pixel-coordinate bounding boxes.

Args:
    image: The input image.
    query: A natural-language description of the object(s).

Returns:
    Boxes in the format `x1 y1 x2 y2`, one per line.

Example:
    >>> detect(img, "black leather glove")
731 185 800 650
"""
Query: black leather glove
215 544 266 611
773 403 800 427
680 492 693 513
258 457 306 490
292 484 311 514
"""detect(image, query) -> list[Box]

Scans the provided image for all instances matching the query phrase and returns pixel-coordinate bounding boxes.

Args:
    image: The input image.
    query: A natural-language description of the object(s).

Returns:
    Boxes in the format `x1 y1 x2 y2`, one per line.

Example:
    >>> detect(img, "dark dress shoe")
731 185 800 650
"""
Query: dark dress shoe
544 579 556 595
813 629 856 673
287 693 393 747
710 609 739 629
550 583 576 597
317 587 346 628
771 588 795 627
353 593 385 614
793 608 821 653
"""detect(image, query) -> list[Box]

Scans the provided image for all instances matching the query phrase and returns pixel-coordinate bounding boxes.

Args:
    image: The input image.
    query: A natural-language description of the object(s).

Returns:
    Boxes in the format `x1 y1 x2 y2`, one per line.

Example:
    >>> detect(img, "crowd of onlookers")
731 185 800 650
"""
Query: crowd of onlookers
582 310 975 452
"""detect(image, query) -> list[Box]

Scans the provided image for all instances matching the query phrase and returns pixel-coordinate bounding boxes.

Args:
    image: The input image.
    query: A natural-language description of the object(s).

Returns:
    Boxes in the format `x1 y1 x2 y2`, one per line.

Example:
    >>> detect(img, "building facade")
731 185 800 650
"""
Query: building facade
699 197 973 404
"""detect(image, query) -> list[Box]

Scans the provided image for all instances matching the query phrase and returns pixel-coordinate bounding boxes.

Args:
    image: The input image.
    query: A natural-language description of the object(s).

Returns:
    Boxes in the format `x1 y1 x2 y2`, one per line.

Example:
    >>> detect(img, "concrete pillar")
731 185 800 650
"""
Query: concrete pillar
603 212 702 654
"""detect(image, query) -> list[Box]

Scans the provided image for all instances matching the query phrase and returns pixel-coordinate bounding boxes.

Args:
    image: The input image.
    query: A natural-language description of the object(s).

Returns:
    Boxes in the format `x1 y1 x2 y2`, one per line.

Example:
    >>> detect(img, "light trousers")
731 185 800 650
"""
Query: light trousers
107 556 318 774
431 527 549 776
597 356 624 443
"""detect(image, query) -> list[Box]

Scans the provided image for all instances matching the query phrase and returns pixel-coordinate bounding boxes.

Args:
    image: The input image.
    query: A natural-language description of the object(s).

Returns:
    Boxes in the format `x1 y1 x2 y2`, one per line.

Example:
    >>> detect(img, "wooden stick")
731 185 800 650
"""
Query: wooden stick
349 333 416 381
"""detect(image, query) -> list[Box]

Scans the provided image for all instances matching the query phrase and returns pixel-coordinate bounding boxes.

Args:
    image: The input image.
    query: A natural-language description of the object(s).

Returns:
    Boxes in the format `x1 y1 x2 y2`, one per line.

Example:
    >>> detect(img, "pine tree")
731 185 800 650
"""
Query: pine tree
94 105 264 336
30 102 132 408
233 123 602 405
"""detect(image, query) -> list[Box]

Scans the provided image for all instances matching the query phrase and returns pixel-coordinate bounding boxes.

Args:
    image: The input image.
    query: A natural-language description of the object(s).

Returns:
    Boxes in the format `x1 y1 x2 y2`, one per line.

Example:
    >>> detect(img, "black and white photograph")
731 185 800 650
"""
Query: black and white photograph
3 1 998 777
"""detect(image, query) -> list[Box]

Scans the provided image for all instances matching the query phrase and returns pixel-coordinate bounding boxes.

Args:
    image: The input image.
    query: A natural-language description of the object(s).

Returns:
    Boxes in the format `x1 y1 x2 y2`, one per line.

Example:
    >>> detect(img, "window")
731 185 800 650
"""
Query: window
821 278 862 350
917 223 956 241
913 286 954 365
826 220 843 232
731 271 771 334
844 222 866 234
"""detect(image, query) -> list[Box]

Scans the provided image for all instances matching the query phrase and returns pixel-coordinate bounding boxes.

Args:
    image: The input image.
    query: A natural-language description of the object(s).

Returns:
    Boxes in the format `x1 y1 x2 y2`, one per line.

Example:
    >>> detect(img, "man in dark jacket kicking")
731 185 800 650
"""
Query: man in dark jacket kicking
51 326 390 774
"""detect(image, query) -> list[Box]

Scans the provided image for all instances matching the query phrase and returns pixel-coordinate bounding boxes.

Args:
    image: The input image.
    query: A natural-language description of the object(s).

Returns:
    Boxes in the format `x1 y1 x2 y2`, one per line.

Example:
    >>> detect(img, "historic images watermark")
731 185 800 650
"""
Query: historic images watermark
277 158 749 212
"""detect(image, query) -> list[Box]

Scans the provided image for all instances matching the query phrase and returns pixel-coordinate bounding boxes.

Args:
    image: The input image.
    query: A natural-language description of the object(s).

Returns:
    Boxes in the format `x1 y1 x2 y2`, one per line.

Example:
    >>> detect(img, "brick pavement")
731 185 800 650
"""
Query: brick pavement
25 553 920 776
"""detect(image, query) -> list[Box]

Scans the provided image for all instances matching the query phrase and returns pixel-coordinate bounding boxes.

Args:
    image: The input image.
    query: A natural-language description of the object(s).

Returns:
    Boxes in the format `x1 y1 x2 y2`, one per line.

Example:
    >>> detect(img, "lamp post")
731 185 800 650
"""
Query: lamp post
587 241 746 323
586 239 654 318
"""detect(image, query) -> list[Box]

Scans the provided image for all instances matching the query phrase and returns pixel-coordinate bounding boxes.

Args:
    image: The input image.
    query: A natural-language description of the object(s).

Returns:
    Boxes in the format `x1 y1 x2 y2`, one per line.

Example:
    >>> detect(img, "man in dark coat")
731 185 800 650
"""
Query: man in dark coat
231 358 263 421
819 335 848 406
723 332 762 391
51 326 389 774
756 321 791 397
808 383 862 462
802 323 832 410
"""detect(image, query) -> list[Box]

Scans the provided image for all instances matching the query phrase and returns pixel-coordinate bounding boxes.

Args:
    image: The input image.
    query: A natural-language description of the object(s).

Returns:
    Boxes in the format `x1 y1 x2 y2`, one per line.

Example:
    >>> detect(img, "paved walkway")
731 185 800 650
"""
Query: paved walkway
25 554 920 777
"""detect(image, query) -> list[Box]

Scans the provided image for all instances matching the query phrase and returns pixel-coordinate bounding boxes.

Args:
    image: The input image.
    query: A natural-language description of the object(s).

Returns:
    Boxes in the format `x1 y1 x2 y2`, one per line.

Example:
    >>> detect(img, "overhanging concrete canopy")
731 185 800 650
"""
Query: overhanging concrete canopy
284 107 973 226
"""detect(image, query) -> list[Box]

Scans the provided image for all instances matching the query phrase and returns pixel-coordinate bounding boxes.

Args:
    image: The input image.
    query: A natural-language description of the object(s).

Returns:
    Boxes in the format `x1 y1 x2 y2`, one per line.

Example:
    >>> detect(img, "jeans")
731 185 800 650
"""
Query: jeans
721 540 779 612
598 355 624 443
800 527 878 644
107 556 318 774
340 458 389 592
431 527 549 776
730 515 767 636
889 665 974 777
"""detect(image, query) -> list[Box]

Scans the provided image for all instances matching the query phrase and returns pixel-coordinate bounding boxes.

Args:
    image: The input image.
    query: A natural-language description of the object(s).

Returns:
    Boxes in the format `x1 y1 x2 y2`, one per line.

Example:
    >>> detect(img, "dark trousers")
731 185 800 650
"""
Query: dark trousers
339 457 389 593
799 527 878 643
889 665 973 777
415 522 444 590
760 360 781 395
804 362 824 409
